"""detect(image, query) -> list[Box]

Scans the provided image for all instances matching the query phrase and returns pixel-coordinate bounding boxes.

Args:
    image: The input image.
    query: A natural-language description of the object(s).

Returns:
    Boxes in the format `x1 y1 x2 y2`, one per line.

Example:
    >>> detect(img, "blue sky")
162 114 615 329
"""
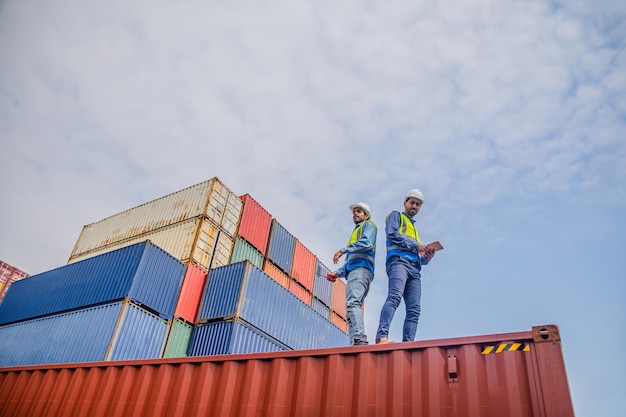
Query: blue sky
1 1 624 415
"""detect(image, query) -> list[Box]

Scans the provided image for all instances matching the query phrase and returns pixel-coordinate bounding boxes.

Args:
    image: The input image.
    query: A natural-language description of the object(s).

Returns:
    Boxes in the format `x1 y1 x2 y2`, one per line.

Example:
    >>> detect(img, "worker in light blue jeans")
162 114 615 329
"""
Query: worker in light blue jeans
376 189 436 344
376 257 422 342
328 202 377 346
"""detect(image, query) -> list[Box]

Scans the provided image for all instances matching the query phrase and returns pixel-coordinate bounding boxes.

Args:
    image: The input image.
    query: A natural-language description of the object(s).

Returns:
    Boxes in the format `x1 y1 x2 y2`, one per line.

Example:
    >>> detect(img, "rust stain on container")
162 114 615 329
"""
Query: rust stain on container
0 325 574 417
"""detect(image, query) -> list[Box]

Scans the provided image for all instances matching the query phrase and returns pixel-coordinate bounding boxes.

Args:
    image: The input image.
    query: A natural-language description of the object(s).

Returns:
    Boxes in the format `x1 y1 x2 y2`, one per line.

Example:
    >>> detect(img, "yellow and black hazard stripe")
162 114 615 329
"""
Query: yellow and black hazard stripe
481 342 530 354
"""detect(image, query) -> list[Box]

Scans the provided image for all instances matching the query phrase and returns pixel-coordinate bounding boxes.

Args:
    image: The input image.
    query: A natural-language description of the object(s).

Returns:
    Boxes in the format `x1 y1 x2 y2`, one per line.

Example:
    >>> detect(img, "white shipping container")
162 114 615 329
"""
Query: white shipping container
68 217 221 271
210 233 235 269
221 192 244 237
70 178 241 257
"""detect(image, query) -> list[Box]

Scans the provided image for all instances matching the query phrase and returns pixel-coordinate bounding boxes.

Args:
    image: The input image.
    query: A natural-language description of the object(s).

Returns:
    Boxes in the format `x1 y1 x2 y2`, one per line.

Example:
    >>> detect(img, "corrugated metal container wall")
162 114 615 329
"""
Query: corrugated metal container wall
108 302 168 361
288 279 312 306
0 242 185 325
291 240 316 292
0 325 575 417
210 232 234 269
68 217 220 271
221 192 244 237
266 219 295 274
162 318 194 358
0 300 167 367
197 262 347 350
173 262 208 324
262 259 290 289
188 318 290 356
330 311 348 333
230 237 264 269
331 278 347 319
0 302 120 367
237 194 272 254
69 178 233 257
311 297 330 319
313 259 333 307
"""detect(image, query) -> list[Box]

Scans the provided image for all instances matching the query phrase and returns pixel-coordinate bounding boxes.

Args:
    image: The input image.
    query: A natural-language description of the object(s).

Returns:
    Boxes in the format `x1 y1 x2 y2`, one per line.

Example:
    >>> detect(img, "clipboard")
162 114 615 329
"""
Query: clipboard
426 241 444 251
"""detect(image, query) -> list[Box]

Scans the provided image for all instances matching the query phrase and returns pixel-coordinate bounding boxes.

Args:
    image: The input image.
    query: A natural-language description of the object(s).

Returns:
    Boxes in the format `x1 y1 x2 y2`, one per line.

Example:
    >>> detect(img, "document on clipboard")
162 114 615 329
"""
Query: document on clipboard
426 241 444 251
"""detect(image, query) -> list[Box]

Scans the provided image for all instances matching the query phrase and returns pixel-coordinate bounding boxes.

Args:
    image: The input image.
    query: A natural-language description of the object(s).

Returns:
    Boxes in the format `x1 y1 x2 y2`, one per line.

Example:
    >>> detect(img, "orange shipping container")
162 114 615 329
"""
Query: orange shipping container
288 279 312 306
290 240 316 292
237 194 272 255
0 325 574 417
262 260 290 289
330 278 347 318
330 311 348 333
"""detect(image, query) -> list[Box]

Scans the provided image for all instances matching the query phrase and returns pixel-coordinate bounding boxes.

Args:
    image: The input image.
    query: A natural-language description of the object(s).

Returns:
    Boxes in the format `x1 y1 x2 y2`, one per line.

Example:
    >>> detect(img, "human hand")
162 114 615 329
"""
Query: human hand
424 247 435 260
327 272 338 282
333 250 343 264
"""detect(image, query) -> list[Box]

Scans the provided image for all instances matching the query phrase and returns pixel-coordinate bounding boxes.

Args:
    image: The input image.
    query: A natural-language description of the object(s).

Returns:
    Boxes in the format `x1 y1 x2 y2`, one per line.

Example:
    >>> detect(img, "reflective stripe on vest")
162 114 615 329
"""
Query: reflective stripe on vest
346 220 376 265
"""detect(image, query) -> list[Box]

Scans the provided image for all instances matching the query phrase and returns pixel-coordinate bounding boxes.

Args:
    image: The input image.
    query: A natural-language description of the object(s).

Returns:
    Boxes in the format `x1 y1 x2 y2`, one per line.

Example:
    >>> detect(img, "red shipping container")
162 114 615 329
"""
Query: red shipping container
290 240 316 292
330 278 347 318
263 260 290 289
237 194 272 255
0 260 28 301
0 324 575 417
173 262 208 323
288 279 312 306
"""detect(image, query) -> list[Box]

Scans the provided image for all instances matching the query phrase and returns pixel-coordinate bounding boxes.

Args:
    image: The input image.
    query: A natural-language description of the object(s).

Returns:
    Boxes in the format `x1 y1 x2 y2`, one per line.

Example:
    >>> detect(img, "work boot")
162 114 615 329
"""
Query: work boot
353 340 369 346
375 338 390 344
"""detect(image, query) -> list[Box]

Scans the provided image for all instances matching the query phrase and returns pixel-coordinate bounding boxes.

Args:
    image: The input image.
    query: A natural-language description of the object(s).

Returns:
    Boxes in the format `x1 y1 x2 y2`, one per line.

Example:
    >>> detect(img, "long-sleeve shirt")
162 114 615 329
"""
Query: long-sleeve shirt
336 220 377 277
385 211 430 268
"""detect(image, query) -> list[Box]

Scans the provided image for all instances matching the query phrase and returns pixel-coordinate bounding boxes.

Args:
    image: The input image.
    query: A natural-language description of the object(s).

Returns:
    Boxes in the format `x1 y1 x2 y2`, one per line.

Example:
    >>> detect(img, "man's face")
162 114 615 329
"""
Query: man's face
403 197 422 217
352 208 369 224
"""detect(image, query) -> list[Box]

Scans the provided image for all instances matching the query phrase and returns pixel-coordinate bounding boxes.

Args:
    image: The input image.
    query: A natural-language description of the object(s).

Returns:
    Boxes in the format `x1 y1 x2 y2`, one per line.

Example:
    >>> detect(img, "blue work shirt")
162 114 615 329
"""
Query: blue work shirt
336 220 377 277
385 211 431 268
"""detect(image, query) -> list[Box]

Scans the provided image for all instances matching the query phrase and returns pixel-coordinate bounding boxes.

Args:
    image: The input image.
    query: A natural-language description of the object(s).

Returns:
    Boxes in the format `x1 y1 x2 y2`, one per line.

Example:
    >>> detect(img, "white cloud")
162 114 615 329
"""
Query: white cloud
1 1 625 415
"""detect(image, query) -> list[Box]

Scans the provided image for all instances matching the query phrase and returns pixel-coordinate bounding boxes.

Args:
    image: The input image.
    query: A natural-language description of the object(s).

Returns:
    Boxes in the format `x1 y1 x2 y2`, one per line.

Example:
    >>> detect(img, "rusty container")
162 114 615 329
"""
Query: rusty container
69 178 241 259
0 324 574 417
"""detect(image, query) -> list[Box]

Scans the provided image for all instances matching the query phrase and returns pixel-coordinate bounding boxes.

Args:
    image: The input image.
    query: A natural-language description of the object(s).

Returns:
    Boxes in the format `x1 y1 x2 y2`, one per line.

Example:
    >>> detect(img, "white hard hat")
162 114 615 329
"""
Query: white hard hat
349 202 371 217
405 189 424 203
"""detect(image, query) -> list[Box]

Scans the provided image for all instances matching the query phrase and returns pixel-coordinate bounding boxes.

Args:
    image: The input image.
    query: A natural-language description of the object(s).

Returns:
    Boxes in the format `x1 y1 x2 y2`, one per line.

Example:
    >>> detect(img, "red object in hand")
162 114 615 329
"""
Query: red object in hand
327 273 337 282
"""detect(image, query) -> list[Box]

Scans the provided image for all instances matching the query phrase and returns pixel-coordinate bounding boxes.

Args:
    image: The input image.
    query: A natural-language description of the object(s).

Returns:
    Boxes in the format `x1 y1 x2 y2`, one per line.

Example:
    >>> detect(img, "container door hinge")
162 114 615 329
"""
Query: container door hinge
447 348 458 383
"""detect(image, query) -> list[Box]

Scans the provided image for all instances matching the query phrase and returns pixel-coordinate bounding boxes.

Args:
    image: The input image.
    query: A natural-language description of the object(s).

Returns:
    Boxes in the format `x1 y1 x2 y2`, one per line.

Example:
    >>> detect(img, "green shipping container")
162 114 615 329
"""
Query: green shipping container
230 237 263 269
163 318 194 358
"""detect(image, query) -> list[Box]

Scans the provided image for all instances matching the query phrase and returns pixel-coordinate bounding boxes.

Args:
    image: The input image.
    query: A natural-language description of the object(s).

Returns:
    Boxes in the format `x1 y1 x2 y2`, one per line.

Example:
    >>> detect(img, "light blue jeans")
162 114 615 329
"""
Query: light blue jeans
345 267 373 345
376 257 422 342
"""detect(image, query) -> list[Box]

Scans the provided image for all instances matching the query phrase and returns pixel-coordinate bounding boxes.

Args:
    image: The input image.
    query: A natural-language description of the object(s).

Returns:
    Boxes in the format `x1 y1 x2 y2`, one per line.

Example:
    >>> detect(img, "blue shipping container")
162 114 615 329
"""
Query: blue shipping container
197 261 347 350
0 241 185 325
311 297 330 319
266 220 295 274
188 318 289 356
313 259 333 307
0 300 168 367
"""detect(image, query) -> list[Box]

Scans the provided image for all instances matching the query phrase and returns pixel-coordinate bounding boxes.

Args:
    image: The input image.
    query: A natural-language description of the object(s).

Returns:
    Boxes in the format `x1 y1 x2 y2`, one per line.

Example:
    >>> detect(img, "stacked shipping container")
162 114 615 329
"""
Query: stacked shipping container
191 261 346 353
0 177 350 366
0 242 185 367
231 193 348 330
66 178 245 356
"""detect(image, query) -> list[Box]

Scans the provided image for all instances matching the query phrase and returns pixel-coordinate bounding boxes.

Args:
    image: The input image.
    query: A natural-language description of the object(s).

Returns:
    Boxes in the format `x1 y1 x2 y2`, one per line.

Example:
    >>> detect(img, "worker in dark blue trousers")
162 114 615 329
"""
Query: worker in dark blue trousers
376 189 436 344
